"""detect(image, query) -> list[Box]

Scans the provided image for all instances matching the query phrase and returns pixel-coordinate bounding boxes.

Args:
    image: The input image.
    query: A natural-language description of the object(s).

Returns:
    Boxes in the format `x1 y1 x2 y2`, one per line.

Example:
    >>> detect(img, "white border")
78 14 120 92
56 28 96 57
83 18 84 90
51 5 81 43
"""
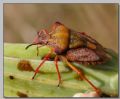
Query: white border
1 0 120 99
3 0 120 3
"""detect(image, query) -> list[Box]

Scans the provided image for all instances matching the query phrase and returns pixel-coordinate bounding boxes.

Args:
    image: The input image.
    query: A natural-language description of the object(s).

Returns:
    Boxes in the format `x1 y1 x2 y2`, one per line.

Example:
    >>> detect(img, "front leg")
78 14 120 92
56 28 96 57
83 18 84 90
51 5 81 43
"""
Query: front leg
32 47 54 80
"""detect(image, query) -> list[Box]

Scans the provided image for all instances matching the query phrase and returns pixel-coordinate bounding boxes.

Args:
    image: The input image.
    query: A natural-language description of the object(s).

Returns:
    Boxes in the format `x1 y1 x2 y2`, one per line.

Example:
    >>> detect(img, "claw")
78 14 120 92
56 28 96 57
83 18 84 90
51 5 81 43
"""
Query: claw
57 80 63 87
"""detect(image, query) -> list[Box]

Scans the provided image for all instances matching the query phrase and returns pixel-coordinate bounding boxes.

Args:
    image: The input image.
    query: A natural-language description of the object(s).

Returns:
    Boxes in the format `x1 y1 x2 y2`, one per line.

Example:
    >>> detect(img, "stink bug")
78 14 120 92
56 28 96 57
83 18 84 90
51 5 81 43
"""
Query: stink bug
26 22 111 95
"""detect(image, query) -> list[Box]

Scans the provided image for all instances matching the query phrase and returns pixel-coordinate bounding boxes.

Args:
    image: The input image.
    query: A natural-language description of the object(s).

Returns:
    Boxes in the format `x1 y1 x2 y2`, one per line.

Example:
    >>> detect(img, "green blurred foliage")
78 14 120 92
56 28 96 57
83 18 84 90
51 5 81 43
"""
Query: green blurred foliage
4 4 118 52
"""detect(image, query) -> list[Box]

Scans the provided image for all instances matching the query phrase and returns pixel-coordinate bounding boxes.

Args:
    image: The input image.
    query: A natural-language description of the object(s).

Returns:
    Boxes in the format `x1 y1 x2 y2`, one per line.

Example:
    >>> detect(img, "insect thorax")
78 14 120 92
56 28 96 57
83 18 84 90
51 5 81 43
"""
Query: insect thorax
48 25 69 54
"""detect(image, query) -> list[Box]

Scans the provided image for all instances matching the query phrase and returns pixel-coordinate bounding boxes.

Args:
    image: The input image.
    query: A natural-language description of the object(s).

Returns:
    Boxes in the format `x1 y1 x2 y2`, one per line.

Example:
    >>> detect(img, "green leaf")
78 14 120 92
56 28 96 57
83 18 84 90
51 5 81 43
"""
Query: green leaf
4 43 118 97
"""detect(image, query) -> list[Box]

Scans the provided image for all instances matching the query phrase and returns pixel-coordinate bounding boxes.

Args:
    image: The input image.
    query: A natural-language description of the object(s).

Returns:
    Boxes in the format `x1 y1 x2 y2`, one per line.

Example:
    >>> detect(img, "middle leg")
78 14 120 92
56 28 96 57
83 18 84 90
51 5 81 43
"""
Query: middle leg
54 56 62 87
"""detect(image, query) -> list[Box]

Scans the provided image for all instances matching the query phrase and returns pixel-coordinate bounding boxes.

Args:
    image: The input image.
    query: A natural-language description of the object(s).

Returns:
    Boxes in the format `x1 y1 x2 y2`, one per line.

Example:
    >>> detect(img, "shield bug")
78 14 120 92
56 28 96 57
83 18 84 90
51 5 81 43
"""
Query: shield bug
25 22 111 95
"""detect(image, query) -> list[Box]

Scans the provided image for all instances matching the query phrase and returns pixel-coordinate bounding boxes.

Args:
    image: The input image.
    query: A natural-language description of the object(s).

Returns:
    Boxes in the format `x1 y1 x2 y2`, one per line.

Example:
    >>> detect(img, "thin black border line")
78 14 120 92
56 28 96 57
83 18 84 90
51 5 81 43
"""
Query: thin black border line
118 3 120 98
3 3 119 98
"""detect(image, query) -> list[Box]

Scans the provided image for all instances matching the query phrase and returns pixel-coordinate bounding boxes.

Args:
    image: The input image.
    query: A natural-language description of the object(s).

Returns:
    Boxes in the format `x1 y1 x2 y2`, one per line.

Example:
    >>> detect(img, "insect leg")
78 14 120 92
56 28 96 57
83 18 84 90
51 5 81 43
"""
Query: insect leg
32 48 54 80
54 56 62 87
60 56 101 95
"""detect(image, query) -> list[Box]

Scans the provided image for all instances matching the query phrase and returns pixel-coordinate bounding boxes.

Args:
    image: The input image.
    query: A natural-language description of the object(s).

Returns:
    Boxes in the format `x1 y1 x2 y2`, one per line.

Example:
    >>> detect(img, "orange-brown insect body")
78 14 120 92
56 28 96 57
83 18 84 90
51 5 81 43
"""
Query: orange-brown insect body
34 22 110 64
26 22 111 95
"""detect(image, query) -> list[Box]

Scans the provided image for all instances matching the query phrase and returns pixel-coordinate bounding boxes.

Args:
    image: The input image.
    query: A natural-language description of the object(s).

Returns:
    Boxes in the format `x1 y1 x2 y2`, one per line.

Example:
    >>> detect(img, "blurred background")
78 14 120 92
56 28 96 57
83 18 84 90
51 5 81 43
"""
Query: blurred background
4 4 118 52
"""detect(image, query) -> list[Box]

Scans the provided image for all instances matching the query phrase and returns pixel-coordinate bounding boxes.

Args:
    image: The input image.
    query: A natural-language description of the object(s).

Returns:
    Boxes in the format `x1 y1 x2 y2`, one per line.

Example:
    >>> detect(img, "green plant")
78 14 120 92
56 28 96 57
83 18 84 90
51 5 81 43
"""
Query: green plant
4 43 118 97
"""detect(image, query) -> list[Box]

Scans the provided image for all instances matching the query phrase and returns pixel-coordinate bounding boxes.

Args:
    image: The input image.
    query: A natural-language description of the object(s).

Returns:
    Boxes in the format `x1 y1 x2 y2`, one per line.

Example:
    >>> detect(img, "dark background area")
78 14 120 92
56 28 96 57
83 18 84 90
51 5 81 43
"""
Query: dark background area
4 4 118 52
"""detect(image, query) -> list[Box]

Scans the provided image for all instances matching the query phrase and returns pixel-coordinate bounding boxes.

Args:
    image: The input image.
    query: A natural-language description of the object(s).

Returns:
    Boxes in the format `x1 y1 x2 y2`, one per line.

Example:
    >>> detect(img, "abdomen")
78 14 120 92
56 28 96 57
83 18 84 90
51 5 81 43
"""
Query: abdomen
66 48 100 62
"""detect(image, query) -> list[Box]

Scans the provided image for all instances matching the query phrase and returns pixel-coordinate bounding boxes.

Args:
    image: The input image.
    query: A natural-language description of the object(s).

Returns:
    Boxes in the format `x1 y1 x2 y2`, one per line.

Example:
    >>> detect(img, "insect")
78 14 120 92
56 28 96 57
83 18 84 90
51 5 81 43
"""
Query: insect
25 22 111 95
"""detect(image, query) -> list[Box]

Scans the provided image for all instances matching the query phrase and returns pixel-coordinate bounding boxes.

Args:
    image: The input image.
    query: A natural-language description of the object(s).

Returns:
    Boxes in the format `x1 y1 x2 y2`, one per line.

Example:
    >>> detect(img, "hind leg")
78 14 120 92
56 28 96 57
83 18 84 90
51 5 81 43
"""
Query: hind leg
59 55 101 95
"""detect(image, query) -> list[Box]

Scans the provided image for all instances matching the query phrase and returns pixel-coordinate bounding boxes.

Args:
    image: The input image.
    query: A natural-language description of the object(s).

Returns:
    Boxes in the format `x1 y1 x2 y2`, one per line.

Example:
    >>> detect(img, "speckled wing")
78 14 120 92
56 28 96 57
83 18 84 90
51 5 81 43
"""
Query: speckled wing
68 30 111 64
